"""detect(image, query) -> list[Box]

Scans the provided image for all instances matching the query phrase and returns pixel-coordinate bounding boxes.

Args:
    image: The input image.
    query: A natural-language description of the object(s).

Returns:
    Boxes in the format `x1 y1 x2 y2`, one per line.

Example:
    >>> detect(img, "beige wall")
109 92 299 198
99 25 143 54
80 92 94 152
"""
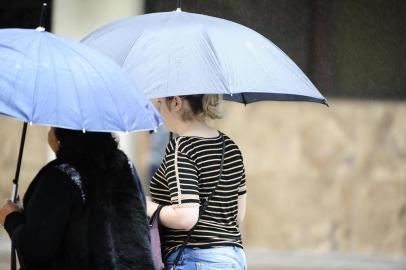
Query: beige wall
212 98 406 258
0 120 47 200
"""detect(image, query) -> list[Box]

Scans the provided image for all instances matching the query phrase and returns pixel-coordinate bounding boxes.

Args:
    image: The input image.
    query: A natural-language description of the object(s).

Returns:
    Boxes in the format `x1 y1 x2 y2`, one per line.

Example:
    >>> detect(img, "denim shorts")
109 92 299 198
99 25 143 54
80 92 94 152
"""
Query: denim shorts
165 246 246 270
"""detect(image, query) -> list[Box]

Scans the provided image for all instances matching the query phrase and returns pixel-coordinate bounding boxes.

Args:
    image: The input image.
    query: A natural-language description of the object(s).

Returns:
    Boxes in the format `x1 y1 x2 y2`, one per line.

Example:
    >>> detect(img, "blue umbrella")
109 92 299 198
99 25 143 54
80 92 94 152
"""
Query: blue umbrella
0 28 162 132
82 10 327 105
0 27 163 202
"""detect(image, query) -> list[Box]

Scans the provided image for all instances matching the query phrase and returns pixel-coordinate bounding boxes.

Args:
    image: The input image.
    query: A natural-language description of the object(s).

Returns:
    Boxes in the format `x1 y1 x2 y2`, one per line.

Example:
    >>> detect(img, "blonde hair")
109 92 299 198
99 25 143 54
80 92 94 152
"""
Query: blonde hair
202 94 223 120
165 94 224 121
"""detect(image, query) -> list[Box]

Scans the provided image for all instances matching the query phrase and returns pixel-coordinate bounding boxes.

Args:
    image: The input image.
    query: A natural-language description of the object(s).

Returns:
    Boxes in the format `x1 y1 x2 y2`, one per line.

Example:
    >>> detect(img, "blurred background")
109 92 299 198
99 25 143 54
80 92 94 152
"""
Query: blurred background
0 0 405 269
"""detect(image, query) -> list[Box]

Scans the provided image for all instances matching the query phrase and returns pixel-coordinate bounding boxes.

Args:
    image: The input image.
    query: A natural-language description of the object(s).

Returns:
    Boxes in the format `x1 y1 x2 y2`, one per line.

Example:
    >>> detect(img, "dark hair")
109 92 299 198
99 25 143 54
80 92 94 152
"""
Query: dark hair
54 128 123 180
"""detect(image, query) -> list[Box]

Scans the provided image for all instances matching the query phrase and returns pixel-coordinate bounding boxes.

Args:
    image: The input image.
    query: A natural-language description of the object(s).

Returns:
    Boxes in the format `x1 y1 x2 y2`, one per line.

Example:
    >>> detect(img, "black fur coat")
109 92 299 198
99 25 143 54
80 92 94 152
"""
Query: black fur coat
4 152 154 270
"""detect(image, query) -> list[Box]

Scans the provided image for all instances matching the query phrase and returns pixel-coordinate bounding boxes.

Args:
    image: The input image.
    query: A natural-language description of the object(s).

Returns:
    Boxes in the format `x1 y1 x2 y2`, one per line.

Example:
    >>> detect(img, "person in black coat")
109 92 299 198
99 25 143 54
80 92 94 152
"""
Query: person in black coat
0 127 155 270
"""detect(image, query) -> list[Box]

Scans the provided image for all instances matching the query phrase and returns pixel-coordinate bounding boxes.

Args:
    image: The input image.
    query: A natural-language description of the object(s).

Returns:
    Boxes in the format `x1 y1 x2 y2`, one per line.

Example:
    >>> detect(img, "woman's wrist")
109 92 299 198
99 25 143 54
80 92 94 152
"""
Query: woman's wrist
3 211 24 238
0 200 22 226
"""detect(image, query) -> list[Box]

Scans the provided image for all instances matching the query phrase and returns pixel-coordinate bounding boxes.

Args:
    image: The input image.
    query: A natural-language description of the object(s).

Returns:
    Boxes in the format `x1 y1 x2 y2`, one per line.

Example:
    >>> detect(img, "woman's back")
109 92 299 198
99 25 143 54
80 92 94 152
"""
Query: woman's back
53 129 154 269
82 150 153 270
150 133 247 259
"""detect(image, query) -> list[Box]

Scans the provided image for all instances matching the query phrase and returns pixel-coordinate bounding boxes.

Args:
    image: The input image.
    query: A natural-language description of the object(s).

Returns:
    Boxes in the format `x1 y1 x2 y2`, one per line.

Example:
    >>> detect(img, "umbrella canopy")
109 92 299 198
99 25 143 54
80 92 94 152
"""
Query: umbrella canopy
82 11 327 105
0 28 162 132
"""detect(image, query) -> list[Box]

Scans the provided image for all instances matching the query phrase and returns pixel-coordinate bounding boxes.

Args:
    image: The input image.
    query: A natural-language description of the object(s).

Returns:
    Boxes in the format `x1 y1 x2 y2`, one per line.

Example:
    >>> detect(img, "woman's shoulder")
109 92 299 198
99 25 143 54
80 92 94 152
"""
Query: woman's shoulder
222 133 240 147
41 161 87 191
40 162 84 191
163 132 242 157
23 160 67 204
159 137 195 162
24 160 80 203
33 159 72 181
220 133 245 159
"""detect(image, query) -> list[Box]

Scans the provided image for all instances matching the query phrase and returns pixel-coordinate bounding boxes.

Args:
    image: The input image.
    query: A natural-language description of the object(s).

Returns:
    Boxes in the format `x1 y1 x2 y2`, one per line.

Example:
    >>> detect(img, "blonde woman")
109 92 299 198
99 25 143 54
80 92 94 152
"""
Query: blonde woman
147 95 247 270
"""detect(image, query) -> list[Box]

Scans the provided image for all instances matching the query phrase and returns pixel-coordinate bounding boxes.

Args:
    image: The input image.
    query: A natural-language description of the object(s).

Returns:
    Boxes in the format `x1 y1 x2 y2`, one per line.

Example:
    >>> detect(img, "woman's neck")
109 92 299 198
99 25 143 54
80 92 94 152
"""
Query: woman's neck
176 119 218 138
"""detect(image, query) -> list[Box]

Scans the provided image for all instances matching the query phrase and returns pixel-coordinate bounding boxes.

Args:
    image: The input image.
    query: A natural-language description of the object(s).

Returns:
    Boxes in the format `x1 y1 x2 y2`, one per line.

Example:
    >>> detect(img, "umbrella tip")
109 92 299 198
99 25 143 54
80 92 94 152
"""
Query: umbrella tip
35 26 45 32
175 8 182 12
176 0 182 11
38 2 48 29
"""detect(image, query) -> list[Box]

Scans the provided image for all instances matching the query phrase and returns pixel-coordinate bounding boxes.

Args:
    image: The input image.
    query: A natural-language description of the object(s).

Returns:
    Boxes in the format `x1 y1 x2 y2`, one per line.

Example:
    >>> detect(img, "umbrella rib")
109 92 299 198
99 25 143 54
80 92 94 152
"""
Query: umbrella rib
59 40 107 131
74 54 106 131
239 35 309 98
258 36 319 95
30 32 43 122
120 31 145 68
68 45 128 131
200 26 231 94
8 31 40 120
269 41 317 90
124 82 161 131
84 60 127 131
46 34 62 126
51 36 86 130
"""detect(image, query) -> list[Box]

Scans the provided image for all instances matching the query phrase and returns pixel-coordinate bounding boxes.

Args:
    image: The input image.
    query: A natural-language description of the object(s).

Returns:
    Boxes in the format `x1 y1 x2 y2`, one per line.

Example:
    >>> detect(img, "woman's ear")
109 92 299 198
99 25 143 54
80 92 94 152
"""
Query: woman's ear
172 96 183 112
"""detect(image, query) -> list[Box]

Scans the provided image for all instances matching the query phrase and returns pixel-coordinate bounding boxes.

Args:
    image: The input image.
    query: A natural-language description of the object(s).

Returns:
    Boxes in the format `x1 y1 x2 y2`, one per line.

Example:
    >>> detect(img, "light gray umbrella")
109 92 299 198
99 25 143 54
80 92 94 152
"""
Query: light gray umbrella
82 10 327 105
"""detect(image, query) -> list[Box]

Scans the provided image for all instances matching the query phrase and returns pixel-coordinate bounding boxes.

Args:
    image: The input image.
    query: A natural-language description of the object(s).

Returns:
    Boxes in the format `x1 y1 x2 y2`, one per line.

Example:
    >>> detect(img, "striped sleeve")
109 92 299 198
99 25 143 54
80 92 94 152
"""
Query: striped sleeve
167 138 200 207
238 166 247 195
238 153 247 195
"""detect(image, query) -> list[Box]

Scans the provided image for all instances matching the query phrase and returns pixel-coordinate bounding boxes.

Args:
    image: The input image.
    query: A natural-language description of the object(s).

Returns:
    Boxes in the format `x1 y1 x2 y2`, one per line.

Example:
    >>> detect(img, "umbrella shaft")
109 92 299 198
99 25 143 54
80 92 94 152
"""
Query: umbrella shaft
12 122 28 203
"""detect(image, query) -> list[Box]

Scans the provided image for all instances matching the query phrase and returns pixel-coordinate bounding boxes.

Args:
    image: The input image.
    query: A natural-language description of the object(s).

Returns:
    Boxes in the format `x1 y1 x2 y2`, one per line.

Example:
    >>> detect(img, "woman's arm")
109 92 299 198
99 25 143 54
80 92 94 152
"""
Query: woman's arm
8 169 73 263
147 197 199 230
237 193 247 225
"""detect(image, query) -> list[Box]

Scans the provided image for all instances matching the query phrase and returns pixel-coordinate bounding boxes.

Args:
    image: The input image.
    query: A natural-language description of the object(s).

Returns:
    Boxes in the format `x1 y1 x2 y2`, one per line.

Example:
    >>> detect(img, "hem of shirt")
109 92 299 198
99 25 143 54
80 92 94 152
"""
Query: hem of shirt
238 189 247 195
172 202 200 208
164 242 243 260
171 194 200 202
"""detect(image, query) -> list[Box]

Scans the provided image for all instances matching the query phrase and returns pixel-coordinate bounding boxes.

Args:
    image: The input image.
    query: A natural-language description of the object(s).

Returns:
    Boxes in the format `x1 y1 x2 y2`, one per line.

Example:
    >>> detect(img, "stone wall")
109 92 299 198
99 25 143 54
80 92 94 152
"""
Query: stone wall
0 99 405 260
212 98 406 258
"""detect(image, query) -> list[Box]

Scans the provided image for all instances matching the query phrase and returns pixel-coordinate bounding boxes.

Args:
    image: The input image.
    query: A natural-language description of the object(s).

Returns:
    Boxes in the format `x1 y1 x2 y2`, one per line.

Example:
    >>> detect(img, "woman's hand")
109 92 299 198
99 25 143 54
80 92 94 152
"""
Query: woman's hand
0 199 22 226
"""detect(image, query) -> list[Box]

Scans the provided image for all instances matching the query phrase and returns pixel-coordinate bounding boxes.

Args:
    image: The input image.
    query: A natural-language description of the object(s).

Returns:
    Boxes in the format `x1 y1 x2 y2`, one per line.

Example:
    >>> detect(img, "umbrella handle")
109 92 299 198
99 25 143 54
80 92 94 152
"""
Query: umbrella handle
10 183 18 202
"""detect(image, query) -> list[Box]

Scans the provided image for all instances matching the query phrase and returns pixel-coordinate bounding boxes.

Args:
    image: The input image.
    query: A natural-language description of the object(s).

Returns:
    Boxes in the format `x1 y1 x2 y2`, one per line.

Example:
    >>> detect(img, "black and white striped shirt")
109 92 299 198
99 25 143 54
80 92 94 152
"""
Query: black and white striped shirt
150 132 247 259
